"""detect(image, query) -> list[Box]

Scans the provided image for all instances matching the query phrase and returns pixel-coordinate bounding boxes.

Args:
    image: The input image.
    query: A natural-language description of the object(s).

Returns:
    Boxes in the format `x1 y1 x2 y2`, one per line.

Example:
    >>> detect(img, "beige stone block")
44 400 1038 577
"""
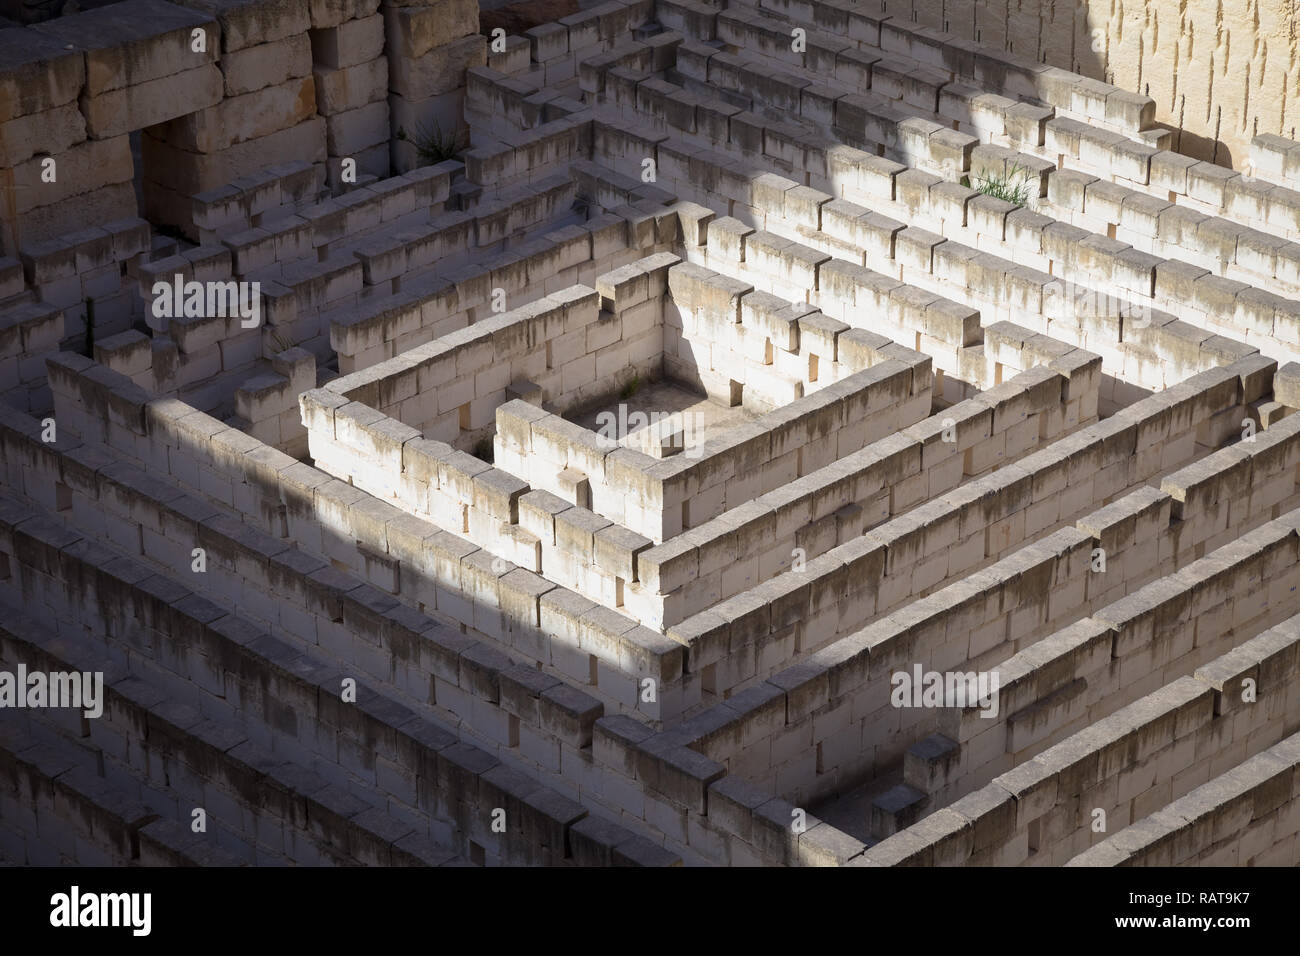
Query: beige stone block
11 136 134 215
384 0 478 58
10 183 139 247
0 30 85 122
325 100 391 154
175 0 311 51
159 75 316 152
220 33 313 96
388 33 487 100
311 12 386 69
144 116 327 195
32 0 218 96
0 103 86 167
310 0 380 29
315 57 389 114
82 63 225 139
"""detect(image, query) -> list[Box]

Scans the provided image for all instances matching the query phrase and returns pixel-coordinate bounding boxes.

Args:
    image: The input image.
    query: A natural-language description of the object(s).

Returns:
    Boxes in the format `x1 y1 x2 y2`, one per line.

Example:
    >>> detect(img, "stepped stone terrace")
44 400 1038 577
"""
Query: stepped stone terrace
1 0 1300 867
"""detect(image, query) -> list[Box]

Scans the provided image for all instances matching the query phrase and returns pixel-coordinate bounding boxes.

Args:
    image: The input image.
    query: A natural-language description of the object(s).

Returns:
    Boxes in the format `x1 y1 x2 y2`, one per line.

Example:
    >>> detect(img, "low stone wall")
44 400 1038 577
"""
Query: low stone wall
0 0 496 248
663 258 934 412
862 611 1300 866
576 28 1290 389
632 362 1082 630
501 360 925 544
40 354 692 728
0 485 669 866
1 382 837 864
653 362 1262 798
0 607 465 866
328 258 673 443
930 463 1300 810
1068 729 1300 867
494 267 932 544
328 205 662 373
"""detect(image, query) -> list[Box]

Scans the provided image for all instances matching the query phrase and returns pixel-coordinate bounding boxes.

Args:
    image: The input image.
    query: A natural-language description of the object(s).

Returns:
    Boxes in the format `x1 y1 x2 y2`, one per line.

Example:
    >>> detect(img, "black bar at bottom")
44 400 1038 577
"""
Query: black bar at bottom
0 864 1286 944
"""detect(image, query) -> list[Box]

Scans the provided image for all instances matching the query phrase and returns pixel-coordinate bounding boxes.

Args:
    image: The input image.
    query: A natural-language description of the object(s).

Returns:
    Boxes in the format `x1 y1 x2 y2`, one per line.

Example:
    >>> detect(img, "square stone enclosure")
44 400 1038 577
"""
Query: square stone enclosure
304 253 935 555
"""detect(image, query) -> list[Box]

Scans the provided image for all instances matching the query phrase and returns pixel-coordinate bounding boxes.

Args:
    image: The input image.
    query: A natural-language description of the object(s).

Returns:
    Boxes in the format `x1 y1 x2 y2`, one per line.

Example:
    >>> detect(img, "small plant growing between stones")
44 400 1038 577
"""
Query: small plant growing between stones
396 119 467 166
619 374 641 400
971 162 1034 206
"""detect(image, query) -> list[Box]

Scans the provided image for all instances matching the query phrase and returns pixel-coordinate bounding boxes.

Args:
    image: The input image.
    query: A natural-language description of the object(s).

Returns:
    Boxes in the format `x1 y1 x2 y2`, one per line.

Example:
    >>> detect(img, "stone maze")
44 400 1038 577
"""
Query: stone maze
1 0 1300 869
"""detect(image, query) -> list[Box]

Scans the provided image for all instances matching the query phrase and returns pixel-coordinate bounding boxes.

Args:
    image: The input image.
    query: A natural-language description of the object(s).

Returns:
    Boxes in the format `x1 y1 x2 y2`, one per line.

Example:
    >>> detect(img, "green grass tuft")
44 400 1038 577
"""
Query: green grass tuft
396 119 467 166
971 163 1035 206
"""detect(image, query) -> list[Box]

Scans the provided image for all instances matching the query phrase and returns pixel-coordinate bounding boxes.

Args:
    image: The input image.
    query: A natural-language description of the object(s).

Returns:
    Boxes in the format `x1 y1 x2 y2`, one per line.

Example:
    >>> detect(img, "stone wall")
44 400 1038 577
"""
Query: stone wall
934 462 1300 809
2 364 842 865
770 0 1298 166
0 0 486 249
633 361 1085 631
658 360 1265 795
862 611 1300 866
577 8 1300 391
1069 730 1300 867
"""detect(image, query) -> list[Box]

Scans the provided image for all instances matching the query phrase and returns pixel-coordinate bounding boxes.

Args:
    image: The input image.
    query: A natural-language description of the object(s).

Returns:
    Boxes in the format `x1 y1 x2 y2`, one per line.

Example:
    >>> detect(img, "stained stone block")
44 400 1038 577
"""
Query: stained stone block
388 33 487 100
175 0 312 51
0 30 85 121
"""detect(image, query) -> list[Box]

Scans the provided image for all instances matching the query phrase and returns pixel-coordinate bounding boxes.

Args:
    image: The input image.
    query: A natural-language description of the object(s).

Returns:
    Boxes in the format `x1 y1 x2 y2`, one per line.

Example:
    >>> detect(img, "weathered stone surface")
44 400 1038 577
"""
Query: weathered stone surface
143 115 326 195
0 102 85 166
173 0 311 51
219 32 313 96
11 136 134 214
82 63 226 139
387 33 486 99
31 0 218 95
156 74 316 152
383 0 478 59
314 56 388 114
0 27 85 121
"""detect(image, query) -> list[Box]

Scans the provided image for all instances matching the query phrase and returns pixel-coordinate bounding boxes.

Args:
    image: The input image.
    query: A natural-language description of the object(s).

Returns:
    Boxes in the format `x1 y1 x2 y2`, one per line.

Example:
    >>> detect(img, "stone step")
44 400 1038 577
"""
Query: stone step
869 784 928 839
0 600 467 866
615 41 1300 364
903 734 960 793
865 606 1300 865
0 464 667 864
1067 728 1300 867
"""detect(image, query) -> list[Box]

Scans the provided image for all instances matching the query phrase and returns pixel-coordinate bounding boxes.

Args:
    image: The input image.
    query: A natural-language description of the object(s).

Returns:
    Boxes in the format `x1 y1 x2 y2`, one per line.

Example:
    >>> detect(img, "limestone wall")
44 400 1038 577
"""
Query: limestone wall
39 354 691 728
750 0 1294 167
576 13 1299 391
0 483 646 866
633 362 1082 631
505 358 925 545
1 377 828 865
664 258 934 412
934 472 1300 810
328 203 660 374
306 260 933 616
325 272 664 446
651 127 1287 392
862 612 1300 866
1069 730 1300 867
654 490 1300 831
659 361 1262 794
0 0 487 250
0 606 461 866
17 355 840 864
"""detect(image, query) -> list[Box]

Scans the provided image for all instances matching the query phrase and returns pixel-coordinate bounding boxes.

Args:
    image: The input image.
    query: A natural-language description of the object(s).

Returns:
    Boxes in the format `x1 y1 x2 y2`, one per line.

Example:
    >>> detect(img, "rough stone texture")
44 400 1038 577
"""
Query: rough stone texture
0 0 1297 875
